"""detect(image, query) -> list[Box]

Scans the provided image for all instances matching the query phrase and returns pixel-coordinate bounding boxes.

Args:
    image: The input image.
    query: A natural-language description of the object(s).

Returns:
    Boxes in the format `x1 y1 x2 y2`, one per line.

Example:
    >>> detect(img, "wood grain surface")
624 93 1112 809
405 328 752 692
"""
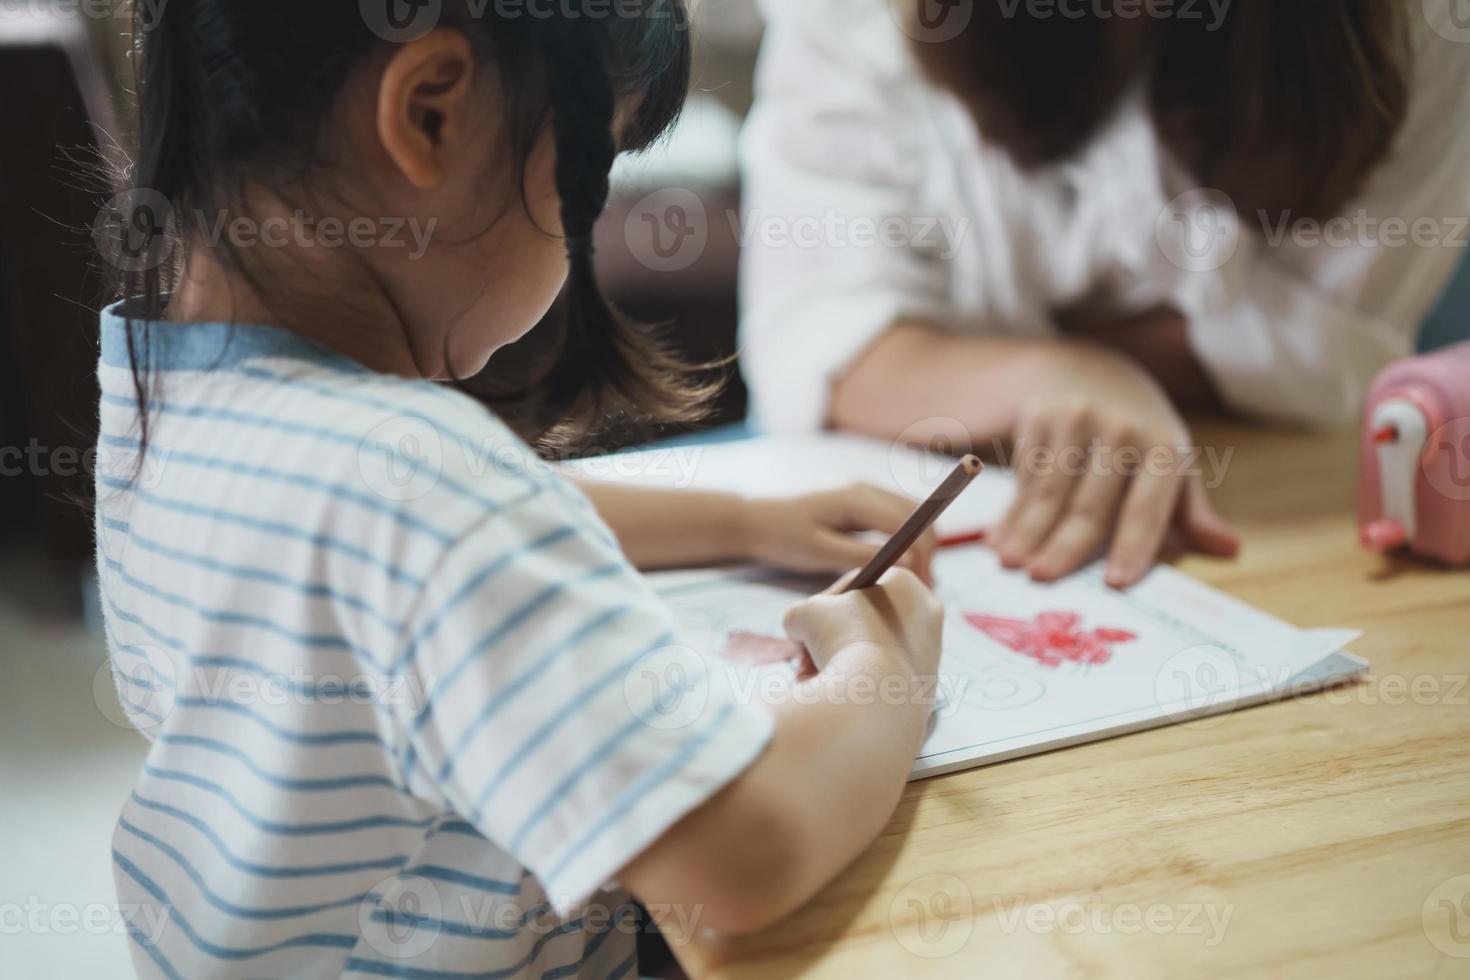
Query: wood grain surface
674 422 1470 979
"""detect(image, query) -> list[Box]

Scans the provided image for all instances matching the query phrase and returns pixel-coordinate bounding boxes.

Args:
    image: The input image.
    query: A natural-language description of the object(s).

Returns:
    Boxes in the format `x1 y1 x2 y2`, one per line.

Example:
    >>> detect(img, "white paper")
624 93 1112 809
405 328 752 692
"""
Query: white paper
573 434 1368 779
651 549 1365 779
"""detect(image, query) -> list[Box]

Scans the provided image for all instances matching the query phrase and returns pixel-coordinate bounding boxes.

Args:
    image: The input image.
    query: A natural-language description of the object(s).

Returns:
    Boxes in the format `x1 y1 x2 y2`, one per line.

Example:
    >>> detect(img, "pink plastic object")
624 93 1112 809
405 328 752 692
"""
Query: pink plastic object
1358 341 1470 565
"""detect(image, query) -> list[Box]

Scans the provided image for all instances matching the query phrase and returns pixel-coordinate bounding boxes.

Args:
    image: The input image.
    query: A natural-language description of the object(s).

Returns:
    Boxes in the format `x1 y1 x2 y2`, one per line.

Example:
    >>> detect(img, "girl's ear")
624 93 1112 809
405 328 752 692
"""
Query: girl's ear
377 30 476 190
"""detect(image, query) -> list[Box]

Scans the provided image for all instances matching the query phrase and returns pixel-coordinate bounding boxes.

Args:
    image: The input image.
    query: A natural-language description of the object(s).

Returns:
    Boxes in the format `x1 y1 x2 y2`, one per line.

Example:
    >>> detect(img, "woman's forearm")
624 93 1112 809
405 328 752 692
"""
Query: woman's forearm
1058 305 1223 414
574 480 752 570
829 317 1220 448
830 321 1058 444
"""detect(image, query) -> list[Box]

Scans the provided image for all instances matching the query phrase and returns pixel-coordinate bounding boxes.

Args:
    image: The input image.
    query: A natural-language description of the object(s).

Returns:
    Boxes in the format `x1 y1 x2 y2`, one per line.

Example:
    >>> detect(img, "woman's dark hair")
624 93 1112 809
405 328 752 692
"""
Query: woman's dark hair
112 0 704 452
911 0 1410 222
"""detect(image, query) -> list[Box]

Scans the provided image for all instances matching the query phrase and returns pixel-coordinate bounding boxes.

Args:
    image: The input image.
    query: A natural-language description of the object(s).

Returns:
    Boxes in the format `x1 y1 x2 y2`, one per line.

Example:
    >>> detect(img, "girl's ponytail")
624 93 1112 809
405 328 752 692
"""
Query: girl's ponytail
108 0 704 456
115 0 196 458
523 4 715 450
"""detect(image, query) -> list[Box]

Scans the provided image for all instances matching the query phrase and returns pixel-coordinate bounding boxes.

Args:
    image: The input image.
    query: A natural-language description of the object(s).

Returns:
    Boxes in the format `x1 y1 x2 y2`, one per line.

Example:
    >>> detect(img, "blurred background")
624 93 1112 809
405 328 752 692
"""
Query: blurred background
0 1 762 974
4 2 1467 975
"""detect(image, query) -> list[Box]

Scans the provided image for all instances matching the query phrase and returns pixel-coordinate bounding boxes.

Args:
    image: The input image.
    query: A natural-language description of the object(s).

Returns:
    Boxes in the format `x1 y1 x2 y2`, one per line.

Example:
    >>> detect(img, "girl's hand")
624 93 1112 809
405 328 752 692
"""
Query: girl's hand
740 484 937 584
783 567 944 679
991 342 1240 588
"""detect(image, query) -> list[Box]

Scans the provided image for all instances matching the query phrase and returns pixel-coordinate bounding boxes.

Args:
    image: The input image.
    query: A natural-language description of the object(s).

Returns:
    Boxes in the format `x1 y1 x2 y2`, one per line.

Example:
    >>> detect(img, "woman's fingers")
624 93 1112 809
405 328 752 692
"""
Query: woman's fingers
1016 463 1235 590
997 481 1073 566
993 416 1047 558
1104 466 1185 588
995 417 1083 566
1028 466 1129 581
1177 479 1241 558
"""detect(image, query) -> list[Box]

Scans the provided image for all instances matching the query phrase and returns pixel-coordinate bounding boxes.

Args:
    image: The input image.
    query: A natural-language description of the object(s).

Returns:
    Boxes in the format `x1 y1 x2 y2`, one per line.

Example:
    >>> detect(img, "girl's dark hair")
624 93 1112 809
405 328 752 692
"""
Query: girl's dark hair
911 0 1410 222
114 0 705 452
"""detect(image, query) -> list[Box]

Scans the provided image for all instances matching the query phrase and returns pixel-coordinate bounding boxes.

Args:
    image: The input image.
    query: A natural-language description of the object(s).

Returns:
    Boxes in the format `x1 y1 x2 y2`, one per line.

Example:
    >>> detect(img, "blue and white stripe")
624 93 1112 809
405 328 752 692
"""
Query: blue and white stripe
97 304 772 979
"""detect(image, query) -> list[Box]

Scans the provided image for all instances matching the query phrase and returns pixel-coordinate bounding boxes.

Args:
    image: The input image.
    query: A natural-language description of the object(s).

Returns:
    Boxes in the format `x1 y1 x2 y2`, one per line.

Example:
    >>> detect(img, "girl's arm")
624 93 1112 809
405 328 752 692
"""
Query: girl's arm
572 482 747 569
620 569 943 936
575 480 937 582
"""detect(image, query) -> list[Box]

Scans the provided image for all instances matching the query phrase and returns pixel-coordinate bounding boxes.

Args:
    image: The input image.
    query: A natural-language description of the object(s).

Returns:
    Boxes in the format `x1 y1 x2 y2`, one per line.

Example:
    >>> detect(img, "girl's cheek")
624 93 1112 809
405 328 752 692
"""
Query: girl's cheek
527 227 572 302
497 239 570 343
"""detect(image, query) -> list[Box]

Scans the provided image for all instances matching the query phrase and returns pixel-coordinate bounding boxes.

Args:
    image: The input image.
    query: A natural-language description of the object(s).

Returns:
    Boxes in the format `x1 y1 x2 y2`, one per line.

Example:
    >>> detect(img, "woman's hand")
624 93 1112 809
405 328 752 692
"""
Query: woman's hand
740 484 937 584
991 341 1240 588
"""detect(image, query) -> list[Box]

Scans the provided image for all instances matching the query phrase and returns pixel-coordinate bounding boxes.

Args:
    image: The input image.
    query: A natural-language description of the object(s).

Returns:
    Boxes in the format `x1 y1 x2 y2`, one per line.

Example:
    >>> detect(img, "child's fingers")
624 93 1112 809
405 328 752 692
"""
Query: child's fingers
834 482 917 534
901 527 938 585
833 484 937 584
811 530 883 574
792 653 821 682
781 595 820 642
822 568 862 595
781 590 855 671
809 530 935 587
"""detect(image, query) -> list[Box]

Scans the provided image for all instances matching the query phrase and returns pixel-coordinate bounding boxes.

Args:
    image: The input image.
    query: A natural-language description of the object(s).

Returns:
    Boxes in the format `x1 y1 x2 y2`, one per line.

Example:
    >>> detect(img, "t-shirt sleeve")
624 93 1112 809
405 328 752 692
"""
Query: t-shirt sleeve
739 0 954 432
389 481 773 916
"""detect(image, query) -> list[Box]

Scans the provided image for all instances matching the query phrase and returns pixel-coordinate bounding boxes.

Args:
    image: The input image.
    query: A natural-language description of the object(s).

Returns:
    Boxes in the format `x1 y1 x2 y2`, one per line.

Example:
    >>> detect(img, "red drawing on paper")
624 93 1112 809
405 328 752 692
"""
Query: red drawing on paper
964 611 1137 669
723 630 804 666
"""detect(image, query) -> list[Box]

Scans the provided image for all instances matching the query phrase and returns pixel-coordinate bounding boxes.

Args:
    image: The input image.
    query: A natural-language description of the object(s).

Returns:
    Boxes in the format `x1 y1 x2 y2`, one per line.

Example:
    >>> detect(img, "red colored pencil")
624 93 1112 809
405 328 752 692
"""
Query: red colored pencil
938 529 988 550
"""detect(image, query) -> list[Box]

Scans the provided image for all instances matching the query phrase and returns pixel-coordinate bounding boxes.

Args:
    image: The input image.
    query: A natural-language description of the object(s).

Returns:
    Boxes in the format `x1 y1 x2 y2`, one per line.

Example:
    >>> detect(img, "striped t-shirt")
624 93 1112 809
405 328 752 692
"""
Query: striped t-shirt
95 303 774 979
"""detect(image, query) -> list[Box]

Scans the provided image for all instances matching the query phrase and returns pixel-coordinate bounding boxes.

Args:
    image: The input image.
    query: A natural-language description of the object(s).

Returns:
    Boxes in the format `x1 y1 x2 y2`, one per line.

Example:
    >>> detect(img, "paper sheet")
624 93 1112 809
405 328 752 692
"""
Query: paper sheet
578 433 1369 780
651 550 1365 779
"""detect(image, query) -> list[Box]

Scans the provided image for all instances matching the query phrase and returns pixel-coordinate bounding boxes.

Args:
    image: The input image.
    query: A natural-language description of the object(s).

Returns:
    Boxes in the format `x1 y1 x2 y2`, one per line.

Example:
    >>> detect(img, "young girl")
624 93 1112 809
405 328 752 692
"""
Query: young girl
98 3 943 977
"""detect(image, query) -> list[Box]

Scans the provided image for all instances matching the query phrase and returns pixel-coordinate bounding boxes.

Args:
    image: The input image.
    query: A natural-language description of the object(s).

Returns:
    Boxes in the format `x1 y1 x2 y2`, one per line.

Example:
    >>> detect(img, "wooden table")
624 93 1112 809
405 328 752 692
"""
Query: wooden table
676 422 1470 979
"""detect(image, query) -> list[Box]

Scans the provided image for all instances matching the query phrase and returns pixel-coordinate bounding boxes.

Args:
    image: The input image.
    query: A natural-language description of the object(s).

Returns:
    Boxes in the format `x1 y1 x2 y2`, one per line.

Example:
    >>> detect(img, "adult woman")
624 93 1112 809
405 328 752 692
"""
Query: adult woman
739 0 1470 586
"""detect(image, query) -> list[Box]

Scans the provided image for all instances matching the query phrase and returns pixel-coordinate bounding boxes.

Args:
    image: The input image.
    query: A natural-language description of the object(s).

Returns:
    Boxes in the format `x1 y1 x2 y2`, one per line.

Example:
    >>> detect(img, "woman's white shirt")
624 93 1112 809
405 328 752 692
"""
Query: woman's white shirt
738 0 1470 431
